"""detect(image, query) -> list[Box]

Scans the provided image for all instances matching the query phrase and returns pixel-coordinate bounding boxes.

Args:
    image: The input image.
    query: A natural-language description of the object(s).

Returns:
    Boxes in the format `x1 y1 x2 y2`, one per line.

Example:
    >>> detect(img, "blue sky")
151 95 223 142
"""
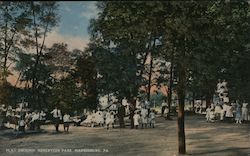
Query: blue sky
45 1 99 50
58 1 98 37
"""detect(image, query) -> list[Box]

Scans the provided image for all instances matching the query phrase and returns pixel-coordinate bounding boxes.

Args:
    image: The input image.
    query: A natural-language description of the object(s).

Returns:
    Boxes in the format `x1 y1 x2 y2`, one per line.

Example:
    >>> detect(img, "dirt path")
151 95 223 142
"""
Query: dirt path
0 115 249 156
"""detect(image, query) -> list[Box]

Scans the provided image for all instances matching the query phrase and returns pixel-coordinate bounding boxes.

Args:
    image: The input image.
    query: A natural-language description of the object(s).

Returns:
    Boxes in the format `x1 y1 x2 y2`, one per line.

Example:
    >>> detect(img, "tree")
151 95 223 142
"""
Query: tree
21 2 60 108
0 2 31 82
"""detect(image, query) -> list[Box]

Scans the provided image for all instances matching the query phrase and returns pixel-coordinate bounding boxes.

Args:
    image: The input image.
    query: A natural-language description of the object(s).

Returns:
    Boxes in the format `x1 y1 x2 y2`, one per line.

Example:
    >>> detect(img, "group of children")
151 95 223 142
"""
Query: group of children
133 107 156 129
0 105 74 133
81 109 115 129
0 104 47 132
205 101 249 124
81 106 157 130
1 103 159 132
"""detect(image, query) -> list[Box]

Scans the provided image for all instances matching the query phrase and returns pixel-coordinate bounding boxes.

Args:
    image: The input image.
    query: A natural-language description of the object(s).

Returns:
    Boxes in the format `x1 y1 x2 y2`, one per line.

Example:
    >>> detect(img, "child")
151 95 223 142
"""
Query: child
133 111 140 129
149 110 156 128
63 113 71 132
110 111 115 128
105 111 111 129
206 106 211 122
242 101 249 122
140 107 148 128
235 102 242 124
18 116 25 133
209 109 215 122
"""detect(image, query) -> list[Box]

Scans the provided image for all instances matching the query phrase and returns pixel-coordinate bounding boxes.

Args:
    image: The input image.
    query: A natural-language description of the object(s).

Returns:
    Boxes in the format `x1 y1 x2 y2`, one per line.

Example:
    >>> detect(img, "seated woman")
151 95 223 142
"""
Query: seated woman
81 111 93 127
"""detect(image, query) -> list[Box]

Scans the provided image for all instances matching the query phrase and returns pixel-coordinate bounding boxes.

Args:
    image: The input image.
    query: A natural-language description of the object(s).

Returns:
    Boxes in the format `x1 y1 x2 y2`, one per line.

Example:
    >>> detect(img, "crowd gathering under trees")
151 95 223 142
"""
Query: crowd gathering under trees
0 1 250 154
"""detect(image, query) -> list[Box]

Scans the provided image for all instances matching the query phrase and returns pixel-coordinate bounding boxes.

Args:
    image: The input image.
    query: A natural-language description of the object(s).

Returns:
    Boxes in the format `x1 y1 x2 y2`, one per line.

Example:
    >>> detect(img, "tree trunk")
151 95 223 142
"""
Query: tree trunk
177 64 186 154
147 39 156 101
168 49 174 113
147 52 153 101
31 1 49 110
176 35 187 154
205 93 212 108
129 97 136 129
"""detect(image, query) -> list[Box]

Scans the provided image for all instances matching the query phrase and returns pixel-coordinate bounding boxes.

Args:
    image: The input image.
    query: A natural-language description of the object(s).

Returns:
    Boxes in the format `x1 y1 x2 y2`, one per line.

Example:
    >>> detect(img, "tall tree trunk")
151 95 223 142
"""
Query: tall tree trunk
177 36 187 154
205 92 212 108
147 38 156 101
168 49 174 113
177 64 186 154
147 52 153 101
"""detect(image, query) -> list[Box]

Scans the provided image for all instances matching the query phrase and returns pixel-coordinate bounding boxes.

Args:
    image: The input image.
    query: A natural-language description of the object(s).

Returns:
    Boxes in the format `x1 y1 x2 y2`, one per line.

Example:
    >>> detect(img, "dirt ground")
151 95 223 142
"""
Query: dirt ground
0 114 249 156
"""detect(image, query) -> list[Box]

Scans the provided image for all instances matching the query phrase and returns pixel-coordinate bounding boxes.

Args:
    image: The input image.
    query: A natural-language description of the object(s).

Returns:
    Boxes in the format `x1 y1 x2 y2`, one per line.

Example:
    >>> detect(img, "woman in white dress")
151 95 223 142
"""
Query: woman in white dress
105 111 114 129
225 104 234 122
242 101 249 122
95 110 104 127
206 107 211 122
214 103 222 120
149 110 155 128
81 111 93 127
133 111 140 129
140 108 148 128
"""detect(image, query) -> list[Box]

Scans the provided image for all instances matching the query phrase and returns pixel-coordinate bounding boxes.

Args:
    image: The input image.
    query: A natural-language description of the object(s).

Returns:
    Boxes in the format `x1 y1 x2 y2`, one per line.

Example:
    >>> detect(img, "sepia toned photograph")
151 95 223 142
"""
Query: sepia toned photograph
0 1 250 156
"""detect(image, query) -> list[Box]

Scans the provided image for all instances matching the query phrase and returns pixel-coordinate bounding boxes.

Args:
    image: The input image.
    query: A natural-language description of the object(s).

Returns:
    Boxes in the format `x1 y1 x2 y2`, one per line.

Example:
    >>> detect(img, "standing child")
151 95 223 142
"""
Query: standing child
18 116 25 133
206 106 211 122
149 110 156 128
235 102 242 124
242 101 249 122
133 111 140 129
50 107 62 132
63 113 71 132
105 111 111 130
140 107 148 128
110 111 115 128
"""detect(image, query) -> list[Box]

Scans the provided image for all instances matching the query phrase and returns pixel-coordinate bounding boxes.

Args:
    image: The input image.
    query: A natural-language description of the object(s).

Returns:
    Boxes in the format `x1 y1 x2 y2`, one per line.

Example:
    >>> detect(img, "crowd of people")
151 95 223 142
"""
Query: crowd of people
205 80 250 124
80 103 157 130
205 101 250 123
81 108 115 129
0 100 158 133
0 105 74 133
0 104 47 132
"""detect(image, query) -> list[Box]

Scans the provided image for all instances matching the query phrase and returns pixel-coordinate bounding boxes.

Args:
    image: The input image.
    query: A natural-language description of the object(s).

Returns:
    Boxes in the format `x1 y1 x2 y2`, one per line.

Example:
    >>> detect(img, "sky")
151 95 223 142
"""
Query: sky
8 1 99 84
45 1 99 50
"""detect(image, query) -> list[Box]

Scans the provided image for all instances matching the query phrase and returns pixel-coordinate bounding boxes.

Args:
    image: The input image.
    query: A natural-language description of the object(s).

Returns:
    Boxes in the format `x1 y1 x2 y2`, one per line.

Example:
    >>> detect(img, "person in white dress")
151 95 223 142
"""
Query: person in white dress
133 111 140 129
225 104 234 122
18 116 25 132
242 101 249 122
140 107 148 128
105 111 115 129
206 106 211 122
235 102 242 124
95 110 104 127
63 113 71 132
220 104 227 121
31 111 40 130
50 107 62 132
81 111 93 127
149 109 156 128
214 103 222 120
